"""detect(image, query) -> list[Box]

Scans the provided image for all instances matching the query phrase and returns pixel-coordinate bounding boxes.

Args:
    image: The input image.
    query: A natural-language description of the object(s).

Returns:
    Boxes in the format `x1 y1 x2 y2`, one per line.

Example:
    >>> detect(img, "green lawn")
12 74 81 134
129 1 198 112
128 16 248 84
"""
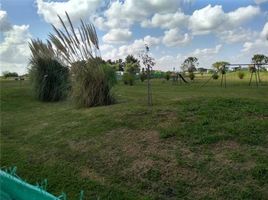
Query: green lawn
1 72 268 199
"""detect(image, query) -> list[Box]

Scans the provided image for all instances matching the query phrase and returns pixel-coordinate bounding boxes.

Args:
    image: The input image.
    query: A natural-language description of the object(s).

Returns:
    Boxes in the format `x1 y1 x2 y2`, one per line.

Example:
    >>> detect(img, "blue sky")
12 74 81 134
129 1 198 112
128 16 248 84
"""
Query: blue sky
0 0 268 74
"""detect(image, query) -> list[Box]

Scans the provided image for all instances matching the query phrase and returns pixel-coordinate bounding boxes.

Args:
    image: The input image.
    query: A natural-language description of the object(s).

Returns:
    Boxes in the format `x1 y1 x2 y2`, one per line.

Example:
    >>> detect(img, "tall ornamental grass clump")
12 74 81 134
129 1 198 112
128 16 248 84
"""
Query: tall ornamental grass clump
29 39 69 101
48 12 116 107
71 60 116 107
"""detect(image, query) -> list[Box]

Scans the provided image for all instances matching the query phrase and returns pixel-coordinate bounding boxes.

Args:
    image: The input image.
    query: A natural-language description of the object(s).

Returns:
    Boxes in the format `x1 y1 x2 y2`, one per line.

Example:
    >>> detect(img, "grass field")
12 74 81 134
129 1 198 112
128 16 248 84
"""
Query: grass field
1 72 268 199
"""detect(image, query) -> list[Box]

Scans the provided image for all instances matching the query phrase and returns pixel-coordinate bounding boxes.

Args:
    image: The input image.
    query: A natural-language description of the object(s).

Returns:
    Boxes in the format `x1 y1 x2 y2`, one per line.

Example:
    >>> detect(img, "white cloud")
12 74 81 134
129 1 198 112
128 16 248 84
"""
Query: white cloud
102 28 132 44
192 44 222 57
117 38 154 58
189 5 260 35
95 0 193 30
101 35 161 61
242 22 268 54
242 39 268 53
261 22 268 39
155 54 184 71
181 44 223 68
141 11 188 29
36 0 102 27
0 25 31 66
99 44 114 52
156 45 223 71
218 28 258 43
227 5 260 26
0 10 31 75
189 5 226 34
0 10 12 32
254 0 268 4
162 28 191 46
144 35 161 46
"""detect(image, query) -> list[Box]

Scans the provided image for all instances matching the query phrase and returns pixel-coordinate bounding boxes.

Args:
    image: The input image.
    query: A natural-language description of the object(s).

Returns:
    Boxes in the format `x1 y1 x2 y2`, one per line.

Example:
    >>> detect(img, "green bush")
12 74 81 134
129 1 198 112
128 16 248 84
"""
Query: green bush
165 73 170 81
71 60 116 108
29 57 69 102
140 72 146 82
189 72 195 80
122 73 134 85
238 71 245 79
212 73 219 80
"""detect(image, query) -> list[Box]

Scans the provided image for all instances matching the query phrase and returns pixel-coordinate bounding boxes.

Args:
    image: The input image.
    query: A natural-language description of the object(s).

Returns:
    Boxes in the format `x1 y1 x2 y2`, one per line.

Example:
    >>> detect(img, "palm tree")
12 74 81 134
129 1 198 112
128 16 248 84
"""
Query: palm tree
251 54 268 82
212 61 230 73
212 61 230 88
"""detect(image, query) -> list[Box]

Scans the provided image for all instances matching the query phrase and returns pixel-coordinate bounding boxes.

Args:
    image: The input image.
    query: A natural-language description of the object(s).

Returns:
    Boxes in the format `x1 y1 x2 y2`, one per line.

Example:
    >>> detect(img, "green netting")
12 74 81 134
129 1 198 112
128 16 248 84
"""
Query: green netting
0 168 61 200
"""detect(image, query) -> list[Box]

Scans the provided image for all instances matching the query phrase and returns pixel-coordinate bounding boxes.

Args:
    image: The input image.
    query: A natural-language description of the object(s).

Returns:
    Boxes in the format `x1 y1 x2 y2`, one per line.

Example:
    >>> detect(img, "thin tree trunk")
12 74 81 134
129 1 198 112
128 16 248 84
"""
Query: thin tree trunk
221 73 223 87
257 65 261 83
147 65 152 106
249 71 253 86
255 71 258 87
224 74 226 88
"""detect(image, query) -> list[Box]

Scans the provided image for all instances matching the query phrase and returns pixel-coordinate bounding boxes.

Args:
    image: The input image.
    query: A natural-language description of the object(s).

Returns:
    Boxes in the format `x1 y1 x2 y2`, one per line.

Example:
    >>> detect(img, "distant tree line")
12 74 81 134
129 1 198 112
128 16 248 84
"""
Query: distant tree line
2 71 19 78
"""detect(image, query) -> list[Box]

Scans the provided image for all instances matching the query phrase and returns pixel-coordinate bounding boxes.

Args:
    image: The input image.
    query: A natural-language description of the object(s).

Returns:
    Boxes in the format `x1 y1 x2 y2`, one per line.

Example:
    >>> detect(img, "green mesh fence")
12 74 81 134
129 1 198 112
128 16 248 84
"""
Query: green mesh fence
0 167 83 200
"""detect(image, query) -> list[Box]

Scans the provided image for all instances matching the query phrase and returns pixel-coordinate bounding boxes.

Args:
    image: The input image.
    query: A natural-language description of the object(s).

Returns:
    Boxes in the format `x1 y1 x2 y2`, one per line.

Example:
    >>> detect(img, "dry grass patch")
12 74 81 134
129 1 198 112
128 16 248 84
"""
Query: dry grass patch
68 128 199 197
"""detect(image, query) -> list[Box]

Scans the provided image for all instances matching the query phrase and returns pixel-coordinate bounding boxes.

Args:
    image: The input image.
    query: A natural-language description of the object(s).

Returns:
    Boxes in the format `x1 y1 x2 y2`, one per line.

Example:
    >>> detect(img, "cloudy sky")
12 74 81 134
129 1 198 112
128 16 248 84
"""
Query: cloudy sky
0 0 268 74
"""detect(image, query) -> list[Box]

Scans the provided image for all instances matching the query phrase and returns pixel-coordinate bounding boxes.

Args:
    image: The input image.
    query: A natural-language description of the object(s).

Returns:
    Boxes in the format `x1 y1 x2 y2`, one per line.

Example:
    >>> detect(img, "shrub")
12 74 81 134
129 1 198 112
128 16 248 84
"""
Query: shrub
238 71 245 79
165 73 170 81
212 73 219 80
29 40 69 102
71 60 115 107
140 72 146 82
189 72 195 80
122 73 134 85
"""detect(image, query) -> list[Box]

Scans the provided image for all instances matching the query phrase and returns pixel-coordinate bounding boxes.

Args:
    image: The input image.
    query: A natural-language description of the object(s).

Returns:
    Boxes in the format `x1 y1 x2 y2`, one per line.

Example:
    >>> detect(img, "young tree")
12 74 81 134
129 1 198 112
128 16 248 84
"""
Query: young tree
212 61 230 87
140 45 155 106
181 57 198 72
